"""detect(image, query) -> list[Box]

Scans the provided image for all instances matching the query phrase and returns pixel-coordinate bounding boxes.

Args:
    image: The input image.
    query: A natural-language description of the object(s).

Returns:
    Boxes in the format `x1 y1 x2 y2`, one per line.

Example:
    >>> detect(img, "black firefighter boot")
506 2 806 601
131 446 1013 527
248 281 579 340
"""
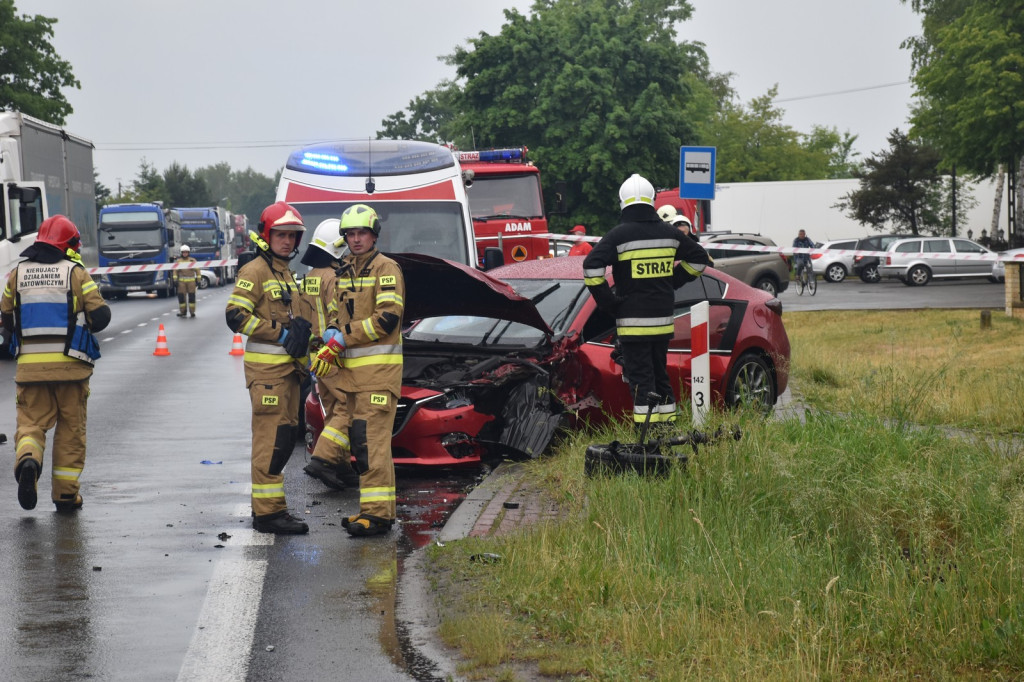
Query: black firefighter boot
253 510 309 535
303 457 346 491
16 458 40 511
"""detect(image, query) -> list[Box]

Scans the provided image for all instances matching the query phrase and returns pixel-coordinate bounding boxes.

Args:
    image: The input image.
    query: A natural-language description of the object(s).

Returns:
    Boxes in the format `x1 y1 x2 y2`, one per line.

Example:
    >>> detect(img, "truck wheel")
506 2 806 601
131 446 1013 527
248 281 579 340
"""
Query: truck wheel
156 288 170 299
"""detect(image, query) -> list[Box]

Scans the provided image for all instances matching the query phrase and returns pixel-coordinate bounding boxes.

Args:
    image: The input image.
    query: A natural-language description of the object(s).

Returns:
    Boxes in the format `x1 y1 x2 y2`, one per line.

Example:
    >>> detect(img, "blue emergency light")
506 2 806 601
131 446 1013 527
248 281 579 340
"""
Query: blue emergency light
286 140 455 176
458 147 526 163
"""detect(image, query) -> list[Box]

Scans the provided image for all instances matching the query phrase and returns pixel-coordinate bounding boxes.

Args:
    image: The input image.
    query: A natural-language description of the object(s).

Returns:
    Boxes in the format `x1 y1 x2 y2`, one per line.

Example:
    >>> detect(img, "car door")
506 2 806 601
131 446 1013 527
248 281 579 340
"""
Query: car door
923 239 955 278
951 239 989 276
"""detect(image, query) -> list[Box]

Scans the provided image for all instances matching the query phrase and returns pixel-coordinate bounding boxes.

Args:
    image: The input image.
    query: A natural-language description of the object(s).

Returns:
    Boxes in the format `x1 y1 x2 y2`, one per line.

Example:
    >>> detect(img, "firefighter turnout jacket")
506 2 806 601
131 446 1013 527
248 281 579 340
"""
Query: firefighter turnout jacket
225 254 313 379
582 204 711 339
2 257 110 383
303 265 339 339
173 257 200 290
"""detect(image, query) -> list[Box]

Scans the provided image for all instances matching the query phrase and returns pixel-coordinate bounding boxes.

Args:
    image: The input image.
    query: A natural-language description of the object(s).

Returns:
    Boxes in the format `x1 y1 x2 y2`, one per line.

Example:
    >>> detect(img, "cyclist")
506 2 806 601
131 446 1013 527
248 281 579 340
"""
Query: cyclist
792 229 815 282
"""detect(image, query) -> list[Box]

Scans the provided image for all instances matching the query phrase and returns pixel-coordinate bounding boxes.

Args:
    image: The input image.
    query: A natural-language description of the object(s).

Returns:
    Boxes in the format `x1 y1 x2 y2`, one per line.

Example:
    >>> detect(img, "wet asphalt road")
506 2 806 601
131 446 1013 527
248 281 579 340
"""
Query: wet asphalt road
0 278 1011 680
0 286 480 681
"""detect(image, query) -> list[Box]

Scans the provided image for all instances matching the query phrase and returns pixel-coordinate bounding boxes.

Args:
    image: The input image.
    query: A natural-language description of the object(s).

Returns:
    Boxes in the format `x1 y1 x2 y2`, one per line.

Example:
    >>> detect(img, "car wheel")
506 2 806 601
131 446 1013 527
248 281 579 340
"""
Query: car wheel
199 275 209 290
907 265 931 286
583 443 679 477
824 263 846 283
752 276 778 297
859 264 881 283
725 352 776 415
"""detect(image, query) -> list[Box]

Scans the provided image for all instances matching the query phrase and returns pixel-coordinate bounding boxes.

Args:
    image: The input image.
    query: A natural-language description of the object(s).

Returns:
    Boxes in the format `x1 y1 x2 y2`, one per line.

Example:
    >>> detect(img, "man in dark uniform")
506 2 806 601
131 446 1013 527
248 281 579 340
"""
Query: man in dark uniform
583 174 711 428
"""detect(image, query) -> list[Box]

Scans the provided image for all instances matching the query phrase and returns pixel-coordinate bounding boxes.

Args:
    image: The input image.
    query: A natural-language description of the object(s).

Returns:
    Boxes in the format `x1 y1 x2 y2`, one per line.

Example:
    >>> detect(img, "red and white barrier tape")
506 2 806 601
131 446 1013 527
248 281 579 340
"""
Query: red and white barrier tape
87 259 238 275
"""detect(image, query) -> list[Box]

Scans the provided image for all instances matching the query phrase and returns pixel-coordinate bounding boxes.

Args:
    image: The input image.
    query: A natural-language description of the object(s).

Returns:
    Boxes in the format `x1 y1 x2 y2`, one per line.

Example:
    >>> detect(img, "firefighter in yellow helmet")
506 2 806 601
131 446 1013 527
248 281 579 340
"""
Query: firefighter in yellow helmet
310 204 405 537
298 219 360 491
172 244 200 317
225 202 315 534
1 215 110 512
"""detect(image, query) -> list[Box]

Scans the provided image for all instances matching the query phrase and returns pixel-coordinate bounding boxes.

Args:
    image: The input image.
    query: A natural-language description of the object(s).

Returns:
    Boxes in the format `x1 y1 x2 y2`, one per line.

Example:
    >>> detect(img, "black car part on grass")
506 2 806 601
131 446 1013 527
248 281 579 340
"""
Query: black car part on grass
584 393 742 477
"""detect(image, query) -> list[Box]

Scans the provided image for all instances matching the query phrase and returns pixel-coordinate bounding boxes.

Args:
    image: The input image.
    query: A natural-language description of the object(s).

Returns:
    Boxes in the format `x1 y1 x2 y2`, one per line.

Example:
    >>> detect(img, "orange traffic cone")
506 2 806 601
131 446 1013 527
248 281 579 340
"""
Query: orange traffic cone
228 333 244 356
153 323 171 356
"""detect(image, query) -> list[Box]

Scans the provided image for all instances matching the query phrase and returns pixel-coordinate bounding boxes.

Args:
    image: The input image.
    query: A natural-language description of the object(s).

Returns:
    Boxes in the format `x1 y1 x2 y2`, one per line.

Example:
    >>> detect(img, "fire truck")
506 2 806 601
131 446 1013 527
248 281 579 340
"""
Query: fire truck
457 147 552 265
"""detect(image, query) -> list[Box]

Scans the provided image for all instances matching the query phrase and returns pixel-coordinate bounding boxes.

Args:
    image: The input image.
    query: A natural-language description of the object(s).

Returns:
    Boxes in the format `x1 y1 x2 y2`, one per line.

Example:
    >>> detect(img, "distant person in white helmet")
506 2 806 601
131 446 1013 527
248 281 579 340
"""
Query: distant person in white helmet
173 244 200 317
656 204 698 242
584 174 711 430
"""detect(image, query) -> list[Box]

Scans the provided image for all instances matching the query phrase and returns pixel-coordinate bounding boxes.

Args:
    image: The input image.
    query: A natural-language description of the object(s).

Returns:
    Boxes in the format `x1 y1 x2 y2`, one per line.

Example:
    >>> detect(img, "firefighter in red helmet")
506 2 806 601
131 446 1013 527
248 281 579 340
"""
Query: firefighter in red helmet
225 202 315 534
1 215 111 512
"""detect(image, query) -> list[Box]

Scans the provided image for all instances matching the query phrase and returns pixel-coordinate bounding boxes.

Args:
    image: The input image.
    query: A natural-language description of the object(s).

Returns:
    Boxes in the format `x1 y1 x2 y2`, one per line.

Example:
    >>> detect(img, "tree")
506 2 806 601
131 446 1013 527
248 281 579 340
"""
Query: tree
94 171 111 213
163 162 210 207
701 86 860 182
0 0 80 124
903 0 1023 243
195 162 277 223
836 129 953 235
124 159 169 205
379 0 717 232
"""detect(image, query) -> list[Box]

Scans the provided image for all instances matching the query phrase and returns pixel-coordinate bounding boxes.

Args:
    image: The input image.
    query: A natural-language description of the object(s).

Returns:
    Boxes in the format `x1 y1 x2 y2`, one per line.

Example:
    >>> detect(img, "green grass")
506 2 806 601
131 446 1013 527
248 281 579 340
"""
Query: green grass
428 310 1024 681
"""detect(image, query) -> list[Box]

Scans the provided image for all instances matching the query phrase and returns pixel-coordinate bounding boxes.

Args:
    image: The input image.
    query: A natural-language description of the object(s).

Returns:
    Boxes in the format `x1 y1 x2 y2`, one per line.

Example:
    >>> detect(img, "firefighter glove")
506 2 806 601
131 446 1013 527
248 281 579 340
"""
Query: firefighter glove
322 328 343 345
310 336 344 377
281 316 313 359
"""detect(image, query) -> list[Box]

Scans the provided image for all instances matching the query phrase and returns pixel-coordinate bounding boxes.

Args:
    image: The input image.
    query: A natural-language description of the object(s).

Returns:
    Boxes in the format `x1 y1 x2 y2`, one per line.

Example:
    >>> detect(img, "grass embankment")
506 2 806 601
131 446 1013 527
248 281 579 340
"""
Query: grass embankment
428 310 1024 681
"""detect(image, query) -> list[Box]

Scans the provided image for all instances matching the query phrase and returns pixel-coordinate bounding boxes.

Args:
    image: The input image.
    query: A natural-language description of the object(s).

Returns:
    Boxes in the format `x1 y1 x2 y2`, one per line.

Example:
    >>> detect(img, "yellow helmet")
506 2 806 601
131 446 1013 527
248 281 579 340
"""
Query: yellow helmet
339 204 381 237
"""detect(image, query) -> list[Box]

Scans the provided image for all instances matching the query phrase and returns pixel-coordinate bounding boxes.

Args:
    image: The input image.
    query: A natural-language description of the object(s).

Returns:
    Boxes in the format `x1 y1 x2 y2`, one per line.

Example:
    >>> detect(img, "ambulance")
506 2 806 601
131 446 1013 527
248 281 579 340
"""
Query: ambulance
275 140 478 270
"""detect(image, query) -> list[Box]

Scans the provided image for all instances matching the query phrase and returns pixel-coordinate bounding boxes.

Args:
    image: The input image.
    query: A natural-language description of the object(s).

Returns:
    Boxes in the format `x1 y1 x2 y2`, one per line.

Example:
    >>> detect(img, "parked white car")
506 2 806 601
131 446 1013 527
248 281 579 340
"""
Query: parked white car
878 237 996 286
991 247 1024 282
198 269 220 289
812 238 858 283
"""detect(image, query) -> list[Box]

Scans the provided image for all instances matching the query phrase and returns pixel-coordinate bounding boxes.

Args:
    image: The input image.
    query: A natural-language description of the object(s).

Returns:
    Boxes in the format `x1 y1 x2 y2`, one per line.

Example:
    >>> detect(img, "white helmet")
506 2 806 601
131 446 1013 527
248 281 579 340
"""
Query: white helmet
309 219 346 259
619 174 655 210
656 204 678 222
180 244 191 255
676 213 693 228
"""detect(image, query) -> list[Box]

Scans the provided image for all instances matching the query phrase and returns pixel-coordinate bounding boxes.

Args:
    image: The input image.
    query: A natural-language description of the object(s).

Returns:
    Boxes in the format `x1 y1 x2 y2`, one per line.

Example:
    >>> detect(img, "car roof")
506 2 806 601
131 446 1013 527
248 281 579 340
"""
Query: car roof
700 233 777 245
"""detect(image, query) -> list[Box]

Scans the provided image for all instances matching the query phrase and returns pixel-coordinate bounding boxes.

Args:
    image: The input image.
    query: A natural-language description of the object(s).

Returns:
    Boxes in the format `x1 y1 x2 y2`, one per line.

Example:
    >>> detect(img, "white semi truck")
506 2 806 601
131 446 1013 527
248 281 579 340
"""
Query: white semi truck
0 111 96 277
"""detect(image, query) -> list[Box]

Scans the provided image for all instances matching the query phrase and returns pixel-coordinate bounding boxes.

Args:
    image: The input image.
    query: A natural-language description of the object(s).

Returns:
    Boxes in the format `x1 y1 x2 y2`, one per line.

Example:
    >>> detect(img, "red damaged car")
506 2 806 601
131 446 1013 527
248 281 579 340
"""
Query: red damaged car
305 254 790 466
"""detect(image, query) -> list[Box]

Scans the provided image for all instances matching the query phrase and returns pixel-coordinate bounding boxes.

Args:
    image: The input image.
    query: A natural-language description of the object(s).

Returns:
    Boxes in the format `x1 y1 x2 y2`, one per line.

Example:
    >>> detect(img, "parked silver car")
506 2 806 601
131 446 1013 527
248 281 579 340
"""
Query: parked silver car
699 233 790 296
878 237 996 286
991 247 1024 282
812 238 858 283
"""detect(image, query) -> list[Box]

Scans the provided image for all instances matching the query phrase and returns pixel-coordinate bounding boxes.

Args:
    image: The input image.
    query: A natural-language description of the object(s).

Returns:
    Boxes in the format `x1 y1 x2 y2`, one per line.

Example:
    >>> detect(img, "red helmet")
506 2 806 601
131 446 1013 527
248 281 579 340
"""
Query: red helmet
257 202 305 243
37 215 81 253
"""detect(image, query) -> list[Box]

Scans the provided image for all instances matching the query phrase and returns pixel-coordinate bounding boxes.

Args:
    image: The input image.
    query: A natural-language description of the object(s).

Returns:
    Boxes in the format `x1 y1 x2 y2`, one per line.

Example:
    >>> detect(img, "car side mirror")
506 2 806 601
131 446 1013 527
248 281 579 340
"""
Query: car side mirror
482 247 504 271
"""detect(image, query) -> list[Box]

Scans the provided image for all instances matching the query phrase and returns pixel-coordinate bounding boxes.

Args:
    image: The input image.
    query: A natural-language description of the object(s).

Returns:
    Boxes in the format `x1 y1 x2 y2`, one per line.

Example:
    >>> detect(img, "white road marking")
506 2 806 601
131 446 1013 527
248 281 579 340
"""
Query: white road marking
177 500 271 681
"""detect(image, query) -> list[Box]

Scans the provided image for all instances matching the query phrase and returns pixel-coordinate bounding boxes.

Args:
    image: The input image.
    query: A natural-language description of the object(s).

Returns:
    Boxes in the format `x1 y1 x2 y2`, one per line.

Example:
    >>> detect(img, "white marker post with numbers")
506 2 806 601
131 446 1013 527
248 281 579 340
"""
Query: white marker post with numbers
690 301 710 428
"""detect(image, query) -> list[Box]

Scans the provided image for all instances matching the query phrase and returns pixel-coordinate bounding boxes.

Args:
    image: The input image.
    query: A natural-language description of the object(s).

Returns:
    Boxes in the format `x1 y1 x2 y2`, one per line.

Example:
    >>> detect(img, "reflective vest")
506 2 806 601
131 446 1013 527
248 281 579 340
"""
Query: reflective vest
14 260 100 364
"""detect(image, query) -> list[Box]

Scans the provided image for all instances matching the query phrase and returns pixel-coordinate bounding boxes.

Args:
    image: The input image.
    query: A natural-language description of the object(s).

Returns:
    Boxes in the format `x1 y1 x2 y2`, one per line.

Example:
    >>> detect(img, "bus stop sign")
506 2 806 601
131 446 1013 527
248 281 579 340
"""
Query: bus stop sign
678 146 716 201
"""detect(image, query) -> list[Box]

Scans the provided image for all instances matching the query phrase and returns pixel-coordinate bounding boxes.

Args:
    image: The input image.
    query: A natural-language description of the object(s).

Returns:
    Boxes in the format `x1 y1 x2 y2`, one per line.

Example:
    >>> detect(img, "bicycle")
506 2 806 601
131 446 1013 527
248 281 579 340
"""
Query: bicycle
795 261 817 296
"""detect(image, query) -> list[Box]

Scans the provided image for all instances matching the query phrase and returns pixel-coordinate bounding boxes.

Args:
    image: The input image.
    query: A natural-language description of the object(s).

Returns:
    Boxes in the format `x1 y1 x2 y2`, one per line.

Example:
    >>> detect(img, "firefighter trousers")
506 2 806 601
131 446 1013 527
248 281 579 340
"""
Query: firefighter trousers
14 380 90 505
247 374 300 517
176 282 197 315
310 372 359 479
342 388 398 521
619 338 676 425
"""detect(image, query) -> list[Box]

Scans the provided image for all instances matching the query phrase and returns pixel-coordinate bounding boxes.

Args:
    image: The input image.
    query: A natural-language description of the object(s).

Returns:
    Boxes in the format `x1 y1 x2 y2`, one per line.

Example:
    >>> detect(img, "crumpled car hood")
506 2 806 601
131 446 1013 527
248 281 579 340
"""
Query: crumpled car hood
390 252 553 335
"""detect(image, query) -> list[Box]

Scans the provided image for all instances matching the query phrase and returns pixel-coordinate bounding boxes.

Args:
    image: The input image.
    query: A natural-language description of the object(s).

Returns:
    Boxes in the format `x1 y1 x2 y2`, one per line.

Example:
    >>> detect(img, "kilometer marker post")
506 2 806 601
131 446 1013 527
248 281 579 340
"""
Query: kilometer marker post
690 301 710 428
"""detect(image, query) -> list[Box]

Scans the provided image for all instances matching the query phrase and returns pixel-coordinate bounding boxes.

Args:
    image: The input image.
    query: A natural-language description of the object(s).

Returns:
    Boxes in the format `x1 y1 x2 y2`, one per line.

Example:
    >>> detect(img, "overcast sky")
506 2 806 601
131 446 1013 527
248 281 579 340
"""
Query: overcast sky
15 0 921 190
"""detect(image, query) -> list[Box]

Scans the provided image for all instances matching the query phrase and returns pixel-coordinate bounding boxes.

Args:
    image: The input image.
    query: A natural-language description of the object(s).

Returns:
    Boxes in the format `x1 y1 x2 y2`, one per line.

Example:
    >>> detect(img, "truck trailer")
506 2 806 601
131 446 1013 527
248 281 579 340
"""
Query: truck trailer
0 111 96 277
275 139 477 270
96 202 181 298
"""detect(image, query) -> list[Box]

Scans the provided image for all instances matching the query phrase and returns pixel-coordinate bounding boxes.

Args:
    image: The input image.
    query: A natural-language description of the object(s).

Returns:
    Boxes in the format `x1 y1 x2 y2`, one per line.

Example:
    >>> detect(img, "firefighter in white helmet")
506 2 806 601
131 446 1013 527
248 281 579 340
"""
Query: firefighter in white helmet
225 201 315 534
310 204 405 537
657 204 699 242
584 174 711 429
173 244 200 317
298 219 360 492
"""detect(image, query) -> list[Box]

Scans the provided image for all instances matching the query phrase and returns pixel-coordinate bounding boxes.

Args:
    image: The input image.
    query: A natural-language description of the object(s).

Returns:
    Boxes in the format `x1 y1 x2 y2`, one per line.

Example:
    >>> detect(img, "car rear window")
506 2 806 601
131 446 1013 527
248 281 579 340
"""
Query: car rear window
895 241 921 253
831 240 856 249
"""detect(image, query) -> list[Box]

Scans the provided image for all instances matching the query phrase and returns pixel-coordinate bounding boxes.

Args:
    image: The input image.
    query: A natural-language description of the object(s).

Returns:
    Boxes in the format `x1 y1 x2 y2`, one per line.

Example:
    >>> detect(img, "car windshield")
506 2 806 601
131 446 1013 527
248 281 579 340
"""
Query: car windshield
405 278 589 347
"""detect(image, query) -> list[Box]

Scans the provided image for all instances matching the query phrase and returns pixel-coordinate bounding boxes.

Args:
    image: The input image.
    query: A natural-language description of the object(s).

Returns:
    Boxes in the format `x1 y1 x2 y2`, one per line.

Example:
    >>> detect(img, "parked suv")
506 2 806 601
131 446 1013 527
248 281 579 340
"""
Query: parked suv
812 238 858 283
851 233 912 283
699 233 790 296
878 236 997 286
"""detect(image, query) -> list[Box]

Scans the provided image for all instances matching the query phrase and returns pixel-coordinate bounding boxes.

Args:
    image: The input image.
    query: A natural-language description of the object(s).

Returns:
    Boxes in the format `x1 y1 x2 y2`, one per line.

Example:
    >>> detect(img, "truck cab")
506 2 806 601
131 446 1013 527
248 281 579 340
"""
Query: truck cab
97 203 180 299
457 147 550 267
